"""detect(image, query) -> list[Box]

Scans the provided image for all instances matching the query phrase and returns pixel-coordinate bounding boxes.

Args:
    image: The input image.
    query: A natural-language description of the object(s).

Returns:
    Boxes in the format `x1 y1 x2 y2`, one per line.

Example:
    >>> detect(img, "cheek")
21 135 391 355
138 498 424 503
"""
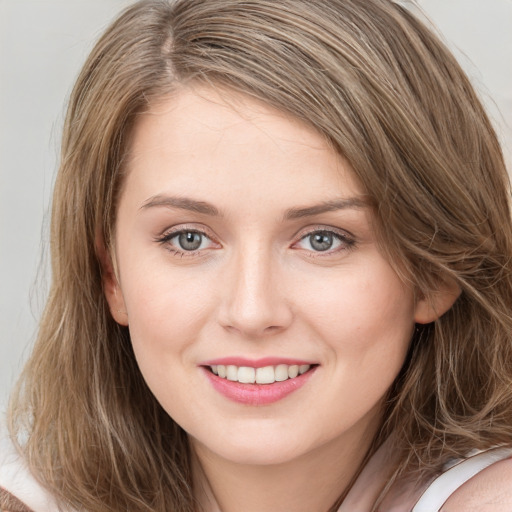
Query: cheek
119 272 209 417
117 266 225 432
304 266 415 419
117 257 216 363
299 261 416 355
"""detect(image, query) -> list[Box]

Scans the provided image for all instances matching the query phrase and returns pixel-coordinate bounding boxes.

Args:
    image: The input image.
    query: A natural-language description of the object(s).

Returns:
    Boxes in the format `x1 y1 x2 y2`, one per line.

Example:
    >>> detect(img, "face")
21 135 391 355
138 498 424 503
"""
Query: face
106 87 432 468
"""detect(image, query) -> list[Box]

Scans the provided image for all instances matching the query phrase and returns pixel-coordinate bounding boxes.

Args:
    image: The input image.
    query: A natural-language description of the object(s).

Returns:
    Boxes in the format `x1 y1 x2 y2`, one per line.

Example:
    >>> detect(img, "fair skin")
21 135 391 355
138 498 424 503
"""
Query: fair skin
440 458 512 512
104 86 461 512
341 440 512 511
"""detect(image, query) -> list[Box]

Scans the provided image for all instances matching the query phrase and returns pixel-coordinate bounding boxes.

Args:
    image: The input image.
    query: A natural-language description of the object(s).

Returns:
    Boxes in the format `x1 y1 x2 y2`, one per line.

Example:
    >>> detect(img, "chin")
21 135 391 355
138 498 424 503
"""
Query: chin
191 431 309 467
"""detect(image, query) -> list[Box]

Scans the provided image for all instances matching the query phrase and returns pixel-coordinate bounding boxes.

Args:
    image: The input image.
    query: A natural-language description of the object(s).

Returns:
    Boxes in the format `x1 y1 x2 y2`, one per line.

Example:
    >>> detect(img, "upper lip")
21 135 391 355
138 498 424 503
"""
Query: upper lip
200 357 317 368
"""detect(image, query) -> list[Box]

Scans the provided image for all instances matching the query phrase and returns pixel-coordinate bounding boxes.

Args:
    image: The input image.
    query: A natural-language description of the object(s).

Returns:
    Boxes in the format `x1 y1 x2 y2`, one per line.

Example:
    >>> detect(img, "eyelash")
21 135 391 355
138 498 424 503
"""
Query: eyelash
155 226 356 258
155 226 217 258
292 227 356 257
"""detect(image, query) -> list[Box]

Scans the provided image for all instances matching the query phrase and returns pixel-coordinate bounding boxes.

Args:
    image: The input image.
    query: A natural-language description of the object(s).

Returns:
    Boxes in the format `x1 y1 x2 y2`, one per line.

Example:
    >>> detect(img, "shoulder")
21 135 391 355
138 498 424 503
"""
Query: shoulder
441 455 512 512
0 436 64 512
1 486 34 512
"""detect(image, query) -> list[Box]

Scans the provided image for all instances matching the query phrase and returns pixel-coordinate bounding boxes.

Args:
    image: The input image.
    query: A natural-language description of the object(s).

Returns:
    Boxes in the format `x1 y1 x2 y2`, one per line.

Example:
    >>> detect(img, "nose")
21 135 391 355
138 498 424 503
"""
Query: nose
218 244 293 338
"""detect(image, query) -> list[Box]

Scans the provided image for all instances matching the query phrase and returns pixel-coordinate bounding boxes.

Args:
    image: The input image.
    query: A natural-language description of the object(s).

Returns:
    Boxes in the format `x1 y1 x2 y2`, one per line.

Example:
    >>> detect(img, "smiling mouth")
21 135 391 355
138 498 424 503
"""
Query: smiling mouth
207 364 313 384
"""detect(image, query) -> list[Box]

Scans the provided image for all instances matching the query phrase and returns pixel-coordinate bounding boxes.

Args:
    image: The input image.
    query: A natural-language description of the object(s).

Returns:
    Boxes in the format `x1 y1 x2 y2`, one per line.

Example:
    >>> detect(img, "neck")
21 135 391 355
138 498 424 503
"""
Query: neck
191 421 383 512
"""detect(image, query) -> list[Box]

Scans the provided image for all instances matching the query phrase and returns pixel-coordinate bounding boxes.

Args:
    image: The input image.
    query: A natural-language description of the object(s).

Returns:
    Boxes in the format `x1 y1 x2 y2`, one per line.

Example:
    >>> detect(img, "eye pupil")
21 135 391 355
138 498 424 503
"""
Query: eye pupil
178 232 202 251
310 232 333 251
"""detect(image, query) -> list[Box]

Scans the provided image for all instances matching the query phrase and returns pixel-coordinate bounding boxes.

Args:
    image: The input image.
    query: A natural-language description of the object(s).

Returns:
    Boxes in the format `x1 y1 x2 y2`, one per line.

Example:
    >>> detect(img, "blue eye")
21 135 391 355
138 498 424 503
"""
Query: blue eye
295 230 354 253
176 231 204 251
308 232 335 251
158 229 214 254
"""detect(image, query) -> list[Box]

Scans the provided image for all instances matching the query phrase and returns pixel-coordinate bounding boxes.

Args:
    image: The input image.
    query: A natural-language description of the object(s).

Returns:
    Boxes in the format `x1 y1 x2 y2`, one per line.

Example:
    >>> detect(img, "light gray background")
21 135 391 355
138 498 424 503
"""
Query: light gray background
1 1 511 409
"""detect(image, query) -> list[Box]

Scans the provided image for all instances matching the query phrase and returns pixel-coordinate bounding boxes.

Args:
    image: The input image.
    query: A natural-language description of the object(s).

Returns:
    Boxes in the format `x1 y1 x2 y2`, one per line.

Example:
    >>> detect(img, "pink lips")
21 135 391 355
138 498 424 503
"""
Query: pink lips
200 357 317 406
202 357 313 367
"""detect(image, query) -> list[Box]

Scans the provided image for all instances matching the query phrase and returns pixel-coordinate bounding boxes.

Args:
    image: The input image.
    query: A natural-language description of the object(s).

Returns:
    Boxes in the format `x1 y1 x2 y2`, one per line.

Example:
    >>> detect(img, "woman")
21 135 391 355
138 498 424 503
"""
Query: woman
2 0 512 511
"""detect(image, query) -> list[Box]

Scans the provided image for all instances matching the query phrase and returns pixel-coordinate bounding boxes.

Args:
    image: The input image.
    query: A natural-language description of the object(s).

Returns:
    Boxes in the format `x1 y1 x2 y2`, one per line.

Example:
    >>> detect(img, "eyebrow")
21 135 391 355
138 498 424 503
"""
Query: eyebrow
139 194 369 219
140 195 221 216
284 197 369 219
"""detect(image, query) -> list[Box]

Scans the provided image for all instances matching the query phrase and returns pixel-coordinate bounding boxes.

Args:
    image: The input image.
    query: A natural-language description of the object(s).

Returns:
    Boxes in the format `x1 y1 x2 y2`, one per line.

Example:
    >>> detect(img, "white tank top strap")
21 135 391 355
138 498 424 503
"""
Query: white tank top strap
0 436 68 512
411 445 512 512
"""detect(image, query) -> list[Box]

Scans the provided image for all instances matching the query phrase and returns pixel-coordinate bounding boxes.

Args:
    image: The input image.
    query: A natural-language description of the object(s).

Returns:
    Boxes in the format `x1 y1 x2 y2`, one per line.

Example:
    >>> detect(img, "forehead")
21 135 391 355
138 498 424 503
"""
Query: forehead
123 86 365 210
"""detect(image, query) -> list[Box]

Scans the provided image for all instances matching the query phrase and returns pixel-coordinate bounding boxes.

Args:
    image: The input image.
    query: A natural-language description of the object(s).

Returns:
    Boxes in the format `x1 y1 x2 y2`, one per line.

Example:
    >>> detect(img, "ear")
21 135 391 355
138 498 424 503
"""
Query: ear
96 234 129 326
414 277 461 324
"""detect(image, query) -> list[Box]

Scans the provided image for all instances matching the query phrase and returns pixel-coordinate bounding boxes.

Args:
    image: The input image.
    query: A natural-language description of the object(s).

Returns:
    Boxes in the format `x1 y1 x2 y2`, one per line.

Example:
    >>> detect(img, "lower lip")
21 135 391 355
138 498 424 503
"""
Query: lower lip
202 366 317 405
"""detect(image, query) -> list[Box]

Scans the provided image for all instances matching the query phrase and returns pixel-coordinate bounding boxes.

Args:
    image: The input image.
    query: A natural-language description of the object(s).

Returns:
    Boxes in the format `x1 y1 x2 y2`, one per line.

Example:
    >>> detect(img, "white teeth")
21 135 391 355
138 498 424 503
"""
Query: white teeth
299 364 310 375
238 366 256 384
275 364 289 382
255 366 275 384
226 365 238 381
288 365 299 378
210 364 312 384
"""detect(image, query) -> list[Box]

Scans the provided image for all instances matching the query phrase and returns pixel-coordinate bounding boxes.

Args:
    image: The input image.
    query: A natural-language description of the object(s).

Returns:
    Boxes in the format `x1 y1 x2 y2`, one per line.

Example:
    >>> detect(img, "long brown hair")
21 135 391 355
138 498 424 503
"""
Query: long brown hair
9 1 512 510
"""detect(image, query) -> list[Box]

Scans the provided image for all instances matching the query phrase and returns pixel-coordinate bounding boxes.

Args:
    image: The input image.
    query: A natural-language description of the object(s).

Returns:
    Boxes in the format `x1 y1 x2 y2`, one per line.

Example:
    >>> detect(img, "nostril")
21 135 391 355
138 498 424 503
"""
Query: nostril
263 325 283 333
